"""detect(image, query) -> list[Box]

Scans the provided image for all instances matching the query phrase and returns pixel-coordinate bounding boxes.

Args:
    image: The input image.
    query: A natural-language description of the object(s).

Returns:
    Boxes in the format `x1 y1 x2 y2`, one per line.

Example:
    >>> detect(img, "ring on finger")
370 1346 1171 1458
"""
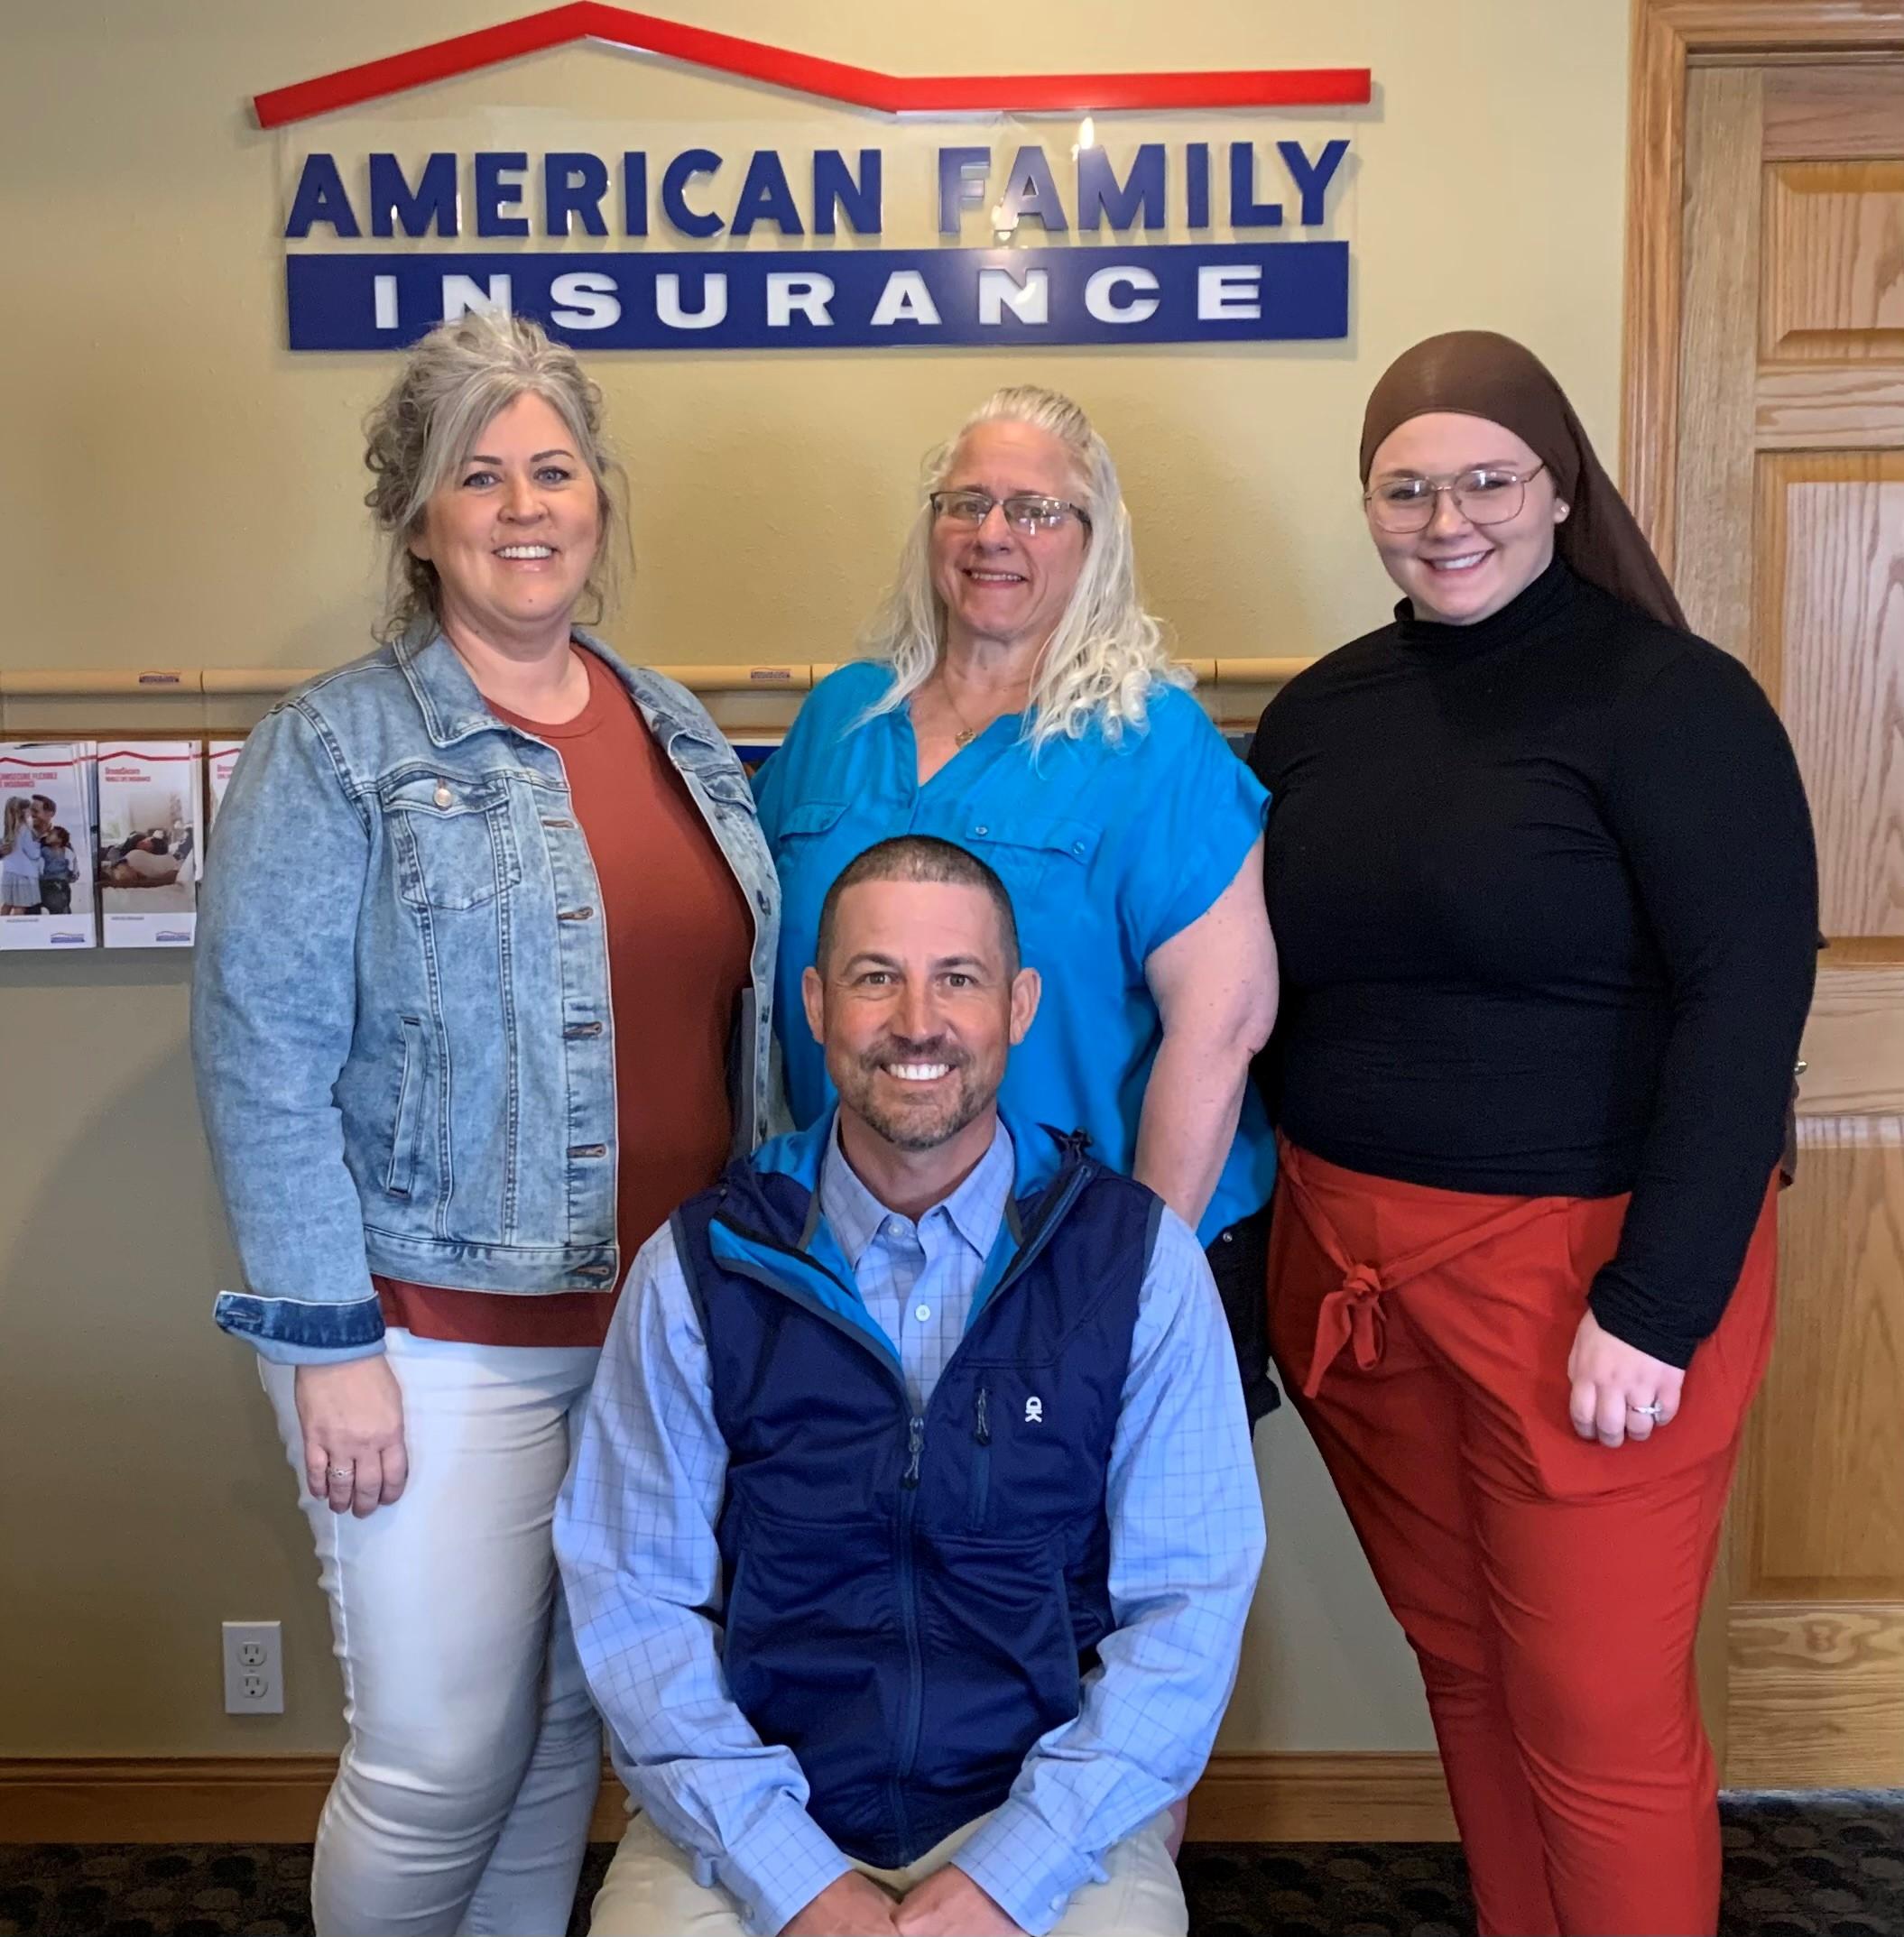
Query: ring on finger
1628 1401 1663 1420
326 1462 356 1480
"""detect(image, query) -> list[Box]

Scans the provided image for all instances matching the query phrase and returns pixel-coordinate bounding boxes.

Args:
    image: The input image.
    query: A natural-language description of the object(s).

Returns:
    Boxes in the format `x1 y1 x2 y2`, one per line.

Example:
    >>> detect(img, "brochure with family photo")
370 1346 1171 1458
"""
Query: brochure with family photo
96 743 202 948
1 743 97 950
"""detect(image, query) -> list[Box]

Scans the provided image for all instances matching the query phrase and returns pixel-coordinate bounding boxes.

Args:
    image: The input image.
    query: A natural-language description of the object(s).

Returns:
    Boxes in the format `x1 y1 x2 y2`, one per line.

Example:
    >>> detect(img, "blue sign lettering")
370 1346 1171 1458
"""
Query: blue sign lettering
369 152 458 238
278 140 1353 351
284 153 361 239
473 152 531 237
286 242 1348 350
1279 138 1350 224
661 148 724 237
811 150 882 236
1077 144 1167 233
731 150 804 236
543 152 611 236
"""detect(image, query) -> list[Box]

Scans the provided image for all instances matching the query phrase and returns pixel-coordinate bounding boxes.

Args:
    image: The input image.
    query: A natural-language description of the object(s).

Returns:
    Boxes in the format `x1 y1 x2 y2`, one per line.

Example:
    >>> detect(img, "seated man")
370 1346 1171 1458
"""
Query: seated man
557 835 1265 1937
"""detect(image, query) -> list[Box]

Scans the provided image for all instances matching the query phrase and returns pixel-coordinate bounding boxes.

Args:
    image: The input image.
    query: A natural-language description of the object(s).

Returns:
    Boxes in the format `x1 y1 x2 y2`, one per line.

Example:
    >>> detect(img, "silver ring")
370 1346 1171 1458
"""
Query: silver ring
1629 1402 1663 1420
326 1462 356 1479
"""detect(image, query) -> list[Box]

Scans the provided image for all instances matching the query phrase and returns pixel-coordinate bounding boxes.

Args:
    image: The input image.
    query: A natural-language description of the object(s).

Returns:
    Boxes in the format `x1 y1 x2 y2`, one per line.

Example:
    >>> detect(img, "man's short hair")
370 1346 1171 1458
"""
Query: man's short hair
815 836 1021 976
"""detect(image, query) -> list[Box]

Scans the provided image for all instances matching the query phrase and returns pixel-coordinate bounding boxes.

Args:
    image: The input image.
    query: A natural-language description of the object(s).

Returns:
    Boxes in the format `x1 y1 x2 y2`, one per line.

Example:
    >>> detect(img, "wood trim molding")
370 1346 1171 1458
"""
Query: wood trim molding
1620 0 1904 571
0 1750 1455 1847
1622 0 1692 571
0 1757 342 1845
1181 1752 1455 1843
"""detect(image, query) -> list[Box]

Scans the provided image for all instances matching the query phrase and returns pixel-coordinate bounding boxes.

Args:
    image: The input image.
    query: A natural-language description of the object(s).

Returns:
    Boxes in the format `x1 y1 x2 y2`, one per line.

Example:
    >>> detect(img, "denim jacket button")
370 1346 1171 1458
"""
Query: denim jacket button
433 780 452 807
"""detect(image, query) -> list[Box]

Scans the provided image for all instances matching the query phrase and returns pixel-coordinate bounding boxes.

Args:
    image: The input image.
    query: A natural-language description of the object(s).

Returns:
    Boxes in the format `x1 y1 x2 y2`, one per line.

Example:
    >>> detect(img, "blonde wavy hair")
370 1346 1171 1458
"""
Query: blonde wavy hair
362 309 629 641
859 385 1187 750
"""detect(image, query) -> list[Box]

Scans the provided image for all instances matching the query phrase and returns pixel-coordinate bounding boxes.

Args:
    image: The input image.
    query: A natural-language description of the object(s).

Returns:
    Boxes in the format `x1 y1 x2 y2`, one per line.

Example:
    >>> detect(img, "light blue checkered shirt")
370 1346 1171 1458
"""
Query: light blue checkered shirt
556 1118 1265 1937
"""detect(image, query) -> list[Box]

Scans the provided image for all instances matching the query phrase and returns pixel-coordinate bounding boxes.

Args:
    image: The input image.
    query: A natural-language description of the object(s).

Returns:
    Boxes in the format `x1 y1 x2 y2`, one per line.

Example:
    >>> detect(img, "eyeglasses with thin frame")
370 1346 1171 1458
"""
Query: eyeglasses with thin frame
929 489 1092 537
1363 462 1548 533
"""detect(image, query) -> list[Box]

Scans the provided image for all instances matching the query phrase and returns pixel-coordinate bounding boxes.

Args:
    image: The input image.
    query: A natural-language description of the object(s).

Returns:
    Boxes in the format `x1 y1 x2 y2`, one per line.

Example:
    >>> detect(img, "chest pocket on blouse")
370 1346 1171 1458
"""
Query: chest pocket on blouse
384 773 522 912
771 798 850 864
960 816 1101 904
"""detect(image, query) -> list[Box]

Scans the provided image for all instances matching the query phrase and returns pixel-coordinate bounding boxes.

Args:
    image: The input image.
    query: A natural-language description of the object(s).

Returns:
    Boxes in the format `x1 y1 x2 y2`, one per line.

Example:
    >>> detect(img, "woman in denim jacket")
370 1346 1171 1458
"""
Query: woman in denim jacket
193 312 778 1937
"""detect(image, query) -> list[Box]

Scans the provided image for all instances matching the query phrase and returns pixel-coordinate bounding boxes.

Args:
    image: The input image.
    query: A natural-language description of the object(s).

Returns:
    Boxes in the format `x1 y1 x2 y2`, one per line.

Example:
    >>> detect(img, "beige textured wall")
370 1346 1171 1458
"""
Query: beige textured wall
0 0 1631 1755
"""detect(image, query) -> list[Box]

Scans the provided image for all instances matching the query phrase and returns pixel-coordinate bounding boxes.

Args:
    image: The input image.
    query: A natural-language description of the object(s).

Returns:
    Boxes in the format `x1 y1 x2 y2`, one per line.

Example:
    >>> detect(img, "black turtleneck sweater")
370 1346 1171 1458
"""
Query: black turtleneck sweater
1248 559 1818 1365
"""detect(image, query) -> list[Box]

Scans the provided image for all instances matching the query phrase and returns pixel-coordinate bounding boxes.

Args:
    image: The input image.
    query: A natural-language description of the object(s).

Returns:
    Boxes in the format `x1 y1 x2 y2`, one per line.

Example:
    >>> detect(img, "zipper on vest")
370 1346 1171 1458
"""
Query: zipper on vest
892 1413 927 1854
968 1388 992 1530
988 1164 1090 1305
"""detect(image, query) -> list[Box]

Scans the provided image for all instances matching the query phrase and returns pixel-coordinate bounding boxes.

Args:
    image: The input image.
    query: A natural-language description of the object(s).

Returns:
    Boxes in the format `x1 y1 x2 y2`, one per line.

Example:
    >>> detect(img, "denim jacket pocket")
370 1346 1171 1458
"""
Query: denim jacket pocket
384 771 522 911
696 770 761 818
384 1015 427 1198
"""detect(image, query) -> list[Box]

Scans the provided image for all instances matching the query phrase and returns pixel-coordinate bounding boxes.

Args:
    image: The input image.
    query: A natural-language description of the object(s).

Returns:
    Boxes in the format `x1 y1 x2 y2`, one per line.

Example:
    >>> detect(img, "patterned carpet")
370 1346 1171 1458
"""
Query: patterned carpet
0 1794 1896 1935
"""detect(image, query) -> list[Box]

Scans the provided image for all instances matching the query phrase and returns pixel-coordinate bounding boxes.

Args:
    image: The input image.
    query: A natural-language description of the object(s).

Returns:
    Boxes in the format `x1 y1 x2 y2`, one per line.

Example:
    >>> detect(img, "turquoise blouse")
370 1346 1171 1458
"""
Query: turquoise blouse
753 661 1275 1242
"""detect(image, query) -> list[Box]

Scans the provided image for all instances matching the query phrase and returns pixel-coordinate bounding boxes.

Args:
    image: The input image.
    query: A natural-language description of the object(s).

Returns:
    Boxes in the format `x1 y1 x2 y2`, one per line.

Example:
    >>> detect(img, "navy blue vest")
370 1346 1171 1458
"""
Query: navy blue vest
672 1122 1158 1868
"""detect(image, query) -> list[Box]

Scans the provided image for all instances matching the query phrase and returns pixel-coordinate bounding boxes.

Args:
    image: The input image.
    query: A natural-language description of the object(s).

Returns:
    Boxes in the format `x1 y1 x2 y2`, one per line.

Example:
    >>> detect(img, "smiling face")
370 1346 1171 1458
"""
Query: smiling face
1365 411 1568 626
409 392 603 650
803 877 1040 1156
929 421 1090 660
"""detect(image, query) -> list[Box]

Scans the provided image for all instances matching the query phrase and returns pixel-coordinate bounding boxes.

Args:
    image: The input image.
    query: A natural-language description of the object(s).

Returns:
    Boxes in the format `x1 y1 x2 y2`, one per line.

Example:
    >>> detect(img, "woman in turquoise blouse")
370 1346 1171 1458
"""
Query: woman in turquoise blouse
756 384 1281 1420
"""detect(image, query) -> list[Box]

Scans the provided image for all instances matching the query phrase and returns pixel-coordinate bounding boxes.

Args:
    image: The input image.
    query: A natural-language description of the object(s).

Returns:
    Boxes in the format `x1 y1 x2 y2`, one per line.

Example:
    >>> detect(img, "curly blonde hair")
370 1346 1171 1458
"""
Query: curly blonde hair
362 310 628 641
858 385 1187 750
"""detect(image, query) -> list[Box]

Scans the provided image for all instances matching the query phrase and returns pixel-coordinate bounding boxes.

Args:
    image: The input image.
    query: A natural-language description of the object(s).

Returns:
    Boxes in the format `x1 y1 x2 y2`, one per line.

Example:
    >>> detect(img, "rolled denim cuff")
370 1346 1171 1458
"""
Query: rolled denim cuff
214 1289 386 1364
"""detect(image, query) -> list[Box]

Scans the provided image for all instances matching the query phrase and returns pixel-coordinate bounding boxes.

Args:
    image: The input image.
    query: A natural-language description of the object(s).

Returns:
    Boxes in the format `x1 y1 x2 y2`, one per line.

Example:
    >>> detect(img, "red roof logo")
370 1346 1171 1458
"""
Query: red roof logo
254 3 1372 128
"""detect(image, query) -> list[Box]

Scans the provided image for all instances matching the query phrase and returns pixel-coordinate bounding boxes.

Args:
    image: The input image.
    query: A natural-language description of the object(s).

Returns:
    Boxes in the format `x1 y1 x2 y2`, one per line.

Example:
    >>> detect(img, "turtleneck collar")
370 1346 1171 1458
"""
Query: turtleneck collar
1391 554 1577 660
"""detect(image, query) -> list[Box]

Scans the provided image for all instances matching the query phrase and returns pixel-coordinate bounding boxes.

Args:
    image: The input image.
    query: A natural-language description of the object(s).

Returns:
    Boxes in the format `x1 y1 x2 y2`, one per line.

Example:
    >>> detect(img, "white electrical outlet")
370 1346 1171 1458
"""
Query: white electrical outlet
221 1620 284 1714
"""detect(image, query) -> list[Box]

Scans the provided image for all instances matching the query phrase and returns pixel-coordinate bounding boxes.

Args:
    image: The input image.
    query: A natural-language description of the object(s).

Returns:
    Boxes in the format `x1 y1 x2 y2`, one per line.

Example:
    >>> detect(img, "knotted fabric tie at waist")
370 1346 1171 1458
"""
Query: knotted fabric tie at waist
1280 1167 1564 1397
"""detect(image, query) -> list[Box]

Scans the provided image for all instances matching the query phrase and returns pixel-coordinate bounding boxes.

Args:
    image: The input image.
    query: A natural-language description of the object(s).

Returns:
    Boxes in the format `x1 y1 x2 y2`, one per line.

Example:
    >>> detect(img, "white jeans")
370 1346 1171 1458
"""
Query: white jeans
587 1809 1188 1936
263 1330 603 1937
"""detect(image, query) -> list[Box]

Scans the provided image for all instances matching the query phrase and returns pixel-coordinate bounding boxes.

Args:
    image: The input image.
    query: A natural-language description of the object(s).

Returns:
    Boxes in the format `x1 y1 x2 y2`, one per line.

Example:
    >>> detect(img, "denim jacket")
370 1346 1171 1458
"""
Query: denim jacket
193 625 780 1365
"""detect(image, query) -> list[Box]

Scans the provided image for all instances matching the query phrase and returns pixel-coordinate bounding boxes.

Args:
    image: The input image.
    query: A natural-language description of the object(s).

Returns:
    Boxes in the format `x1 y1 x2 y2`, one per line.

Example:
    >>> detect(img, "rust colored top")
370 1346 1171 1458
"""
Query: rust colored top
376 650 753 1348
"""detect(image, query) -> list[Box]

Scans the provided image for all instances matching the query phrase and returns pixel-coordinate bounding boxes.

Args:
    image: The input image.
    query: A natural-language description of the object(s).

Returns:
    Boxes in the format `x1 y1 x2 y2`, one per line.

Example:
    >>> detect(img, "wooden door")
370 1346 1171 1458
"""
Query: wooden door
1672 55 1904 1786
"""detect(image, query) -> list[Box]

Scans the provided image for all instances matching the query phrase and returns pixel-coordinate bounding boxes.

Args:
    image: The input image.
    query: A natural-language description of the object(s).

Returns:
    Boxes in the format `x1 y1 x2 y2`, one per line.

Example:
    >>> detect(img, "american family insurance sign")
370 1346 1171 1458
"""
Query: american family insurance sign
259 3 1369 351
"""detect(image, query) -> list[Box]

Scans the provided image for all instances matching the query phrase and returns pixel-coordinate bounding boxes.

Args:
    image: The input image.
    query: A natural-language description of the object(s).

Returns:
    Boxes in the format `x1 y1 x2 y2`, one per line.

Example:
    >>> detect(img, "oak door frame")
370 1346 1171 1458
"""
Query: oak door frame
1621 0 1904 566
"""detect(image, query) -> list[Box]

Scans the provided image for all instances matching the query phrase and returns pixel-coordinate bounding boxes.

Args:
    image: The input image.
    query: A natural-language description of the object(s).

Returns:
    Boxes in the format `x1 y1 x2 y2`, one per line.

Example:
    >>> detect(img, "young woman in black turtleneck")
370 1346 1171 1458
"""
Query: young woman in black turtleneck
1247 332 1816 1937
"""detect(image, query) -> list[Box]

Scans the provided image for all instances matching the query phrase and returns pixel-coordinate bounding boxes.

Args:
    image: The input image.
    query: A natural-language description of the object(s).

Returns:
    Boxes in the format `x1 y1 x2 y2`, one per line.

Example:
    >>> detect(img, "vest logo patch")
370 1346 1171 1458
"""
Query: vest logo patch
1024 1396 1044 1425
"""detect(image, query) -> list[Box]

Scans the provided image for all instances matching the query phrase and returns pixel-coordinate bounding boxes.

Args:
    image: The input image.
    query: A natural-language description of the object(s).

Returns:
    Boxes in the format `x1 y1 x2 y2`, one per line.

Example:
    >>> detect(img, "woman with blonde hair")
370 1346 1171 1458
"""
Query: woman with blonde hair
757 385 1280 1419
193 309 779 1936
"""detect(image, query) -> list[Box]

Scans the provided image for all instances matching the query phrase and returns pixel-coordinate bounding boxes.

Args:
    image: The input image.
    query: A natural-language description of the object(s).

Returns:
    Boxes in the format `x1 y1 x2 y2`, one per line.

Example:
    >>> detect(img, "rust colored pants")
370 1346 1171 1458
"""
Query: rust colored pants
1267 1140 1778 1937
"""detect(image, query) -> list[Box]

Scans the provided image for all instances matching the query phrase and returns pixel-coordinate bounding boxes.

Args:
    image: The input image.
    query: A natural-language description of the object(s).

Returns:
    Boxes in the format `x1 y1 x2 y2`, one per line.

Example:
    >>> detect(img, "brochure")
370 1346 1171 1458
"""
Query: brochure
0 743 97 950
205 739 245 858
96 742 202 948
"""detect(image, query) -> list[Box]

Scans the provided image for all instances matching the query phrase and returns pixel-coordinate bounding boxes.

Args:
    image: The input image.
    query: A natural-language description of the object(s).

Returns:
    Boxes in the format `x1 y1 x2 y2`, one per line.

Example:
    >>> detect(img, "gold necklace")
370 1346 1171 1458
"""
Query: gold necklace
939 672 1022 747
945 685 983 747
